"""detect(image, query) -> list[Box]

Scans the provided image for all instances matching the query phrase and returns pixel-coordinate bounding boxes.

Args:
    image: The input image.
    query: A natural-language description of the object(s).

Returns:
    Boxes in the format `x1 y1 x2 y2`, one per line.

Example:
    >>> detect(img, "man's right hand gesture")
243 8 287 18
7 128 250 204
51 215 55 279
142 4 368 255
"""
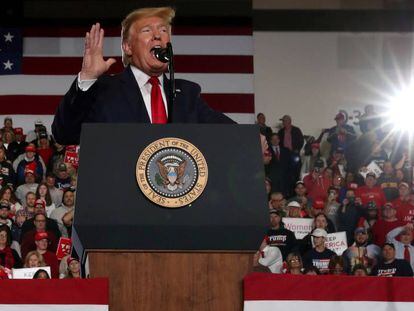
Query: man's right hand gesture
80 23 116 80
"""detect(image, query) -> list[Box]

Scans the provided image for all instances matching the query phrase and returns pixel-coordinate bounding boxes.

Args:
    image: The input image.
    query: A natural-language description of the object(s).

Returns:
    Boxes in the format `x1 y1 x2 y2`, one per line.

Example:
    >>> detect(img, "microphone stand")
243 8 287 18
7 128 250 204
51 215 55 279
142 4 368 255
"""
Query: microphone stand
167 42 175 111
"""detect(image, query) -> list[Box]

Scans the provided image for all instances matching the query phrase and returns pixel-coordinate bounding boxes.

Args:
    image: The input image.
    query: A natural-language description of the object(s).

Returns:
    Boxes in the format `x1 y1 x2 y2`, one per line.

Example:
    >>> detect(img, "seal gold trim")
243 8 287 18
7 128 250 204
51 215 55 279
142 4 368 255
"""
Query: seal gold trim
136 137 208 208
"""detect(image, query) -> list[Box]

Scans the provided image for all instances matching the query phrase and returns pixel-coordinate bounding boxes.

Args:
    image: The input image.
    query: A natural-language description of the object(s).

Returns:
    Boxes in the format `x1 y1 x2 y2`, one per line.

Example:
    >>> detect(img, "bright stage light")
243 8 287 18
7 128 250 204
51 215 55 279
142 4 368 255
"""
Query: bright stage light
387 87 414 133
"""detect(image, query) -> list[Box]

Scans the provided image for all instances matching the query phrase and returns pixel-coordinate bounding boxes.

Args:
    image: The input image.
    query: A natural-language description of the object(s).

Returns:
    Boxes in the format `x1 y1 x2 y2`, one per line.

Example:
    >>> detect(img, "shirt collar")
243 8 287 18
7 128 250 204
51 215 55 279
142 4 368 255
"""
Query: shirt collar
130 65 164 90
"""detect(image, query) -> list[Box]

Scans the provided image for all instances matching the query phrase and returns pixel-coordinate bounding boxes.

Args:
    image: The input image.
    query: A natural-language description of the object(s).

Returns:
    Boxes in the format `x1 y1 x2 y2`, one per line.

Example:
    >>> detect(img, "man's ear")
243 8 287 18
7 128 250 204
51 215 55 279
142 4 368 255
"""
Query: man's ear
122 40 132 57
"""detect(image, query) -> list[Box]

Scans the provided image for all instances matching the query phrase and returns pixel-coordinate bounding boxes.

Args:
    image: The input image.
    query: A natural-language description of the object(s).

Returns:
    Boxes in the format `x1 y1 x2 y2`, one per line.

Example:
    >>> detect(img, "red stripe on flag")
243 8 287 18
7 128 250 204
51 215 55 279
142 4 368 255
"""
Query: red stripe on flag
23 26 252 37
244 273 414 302
22 56 253 75
202 94 254 113
0 94 253 114
0 278 108 304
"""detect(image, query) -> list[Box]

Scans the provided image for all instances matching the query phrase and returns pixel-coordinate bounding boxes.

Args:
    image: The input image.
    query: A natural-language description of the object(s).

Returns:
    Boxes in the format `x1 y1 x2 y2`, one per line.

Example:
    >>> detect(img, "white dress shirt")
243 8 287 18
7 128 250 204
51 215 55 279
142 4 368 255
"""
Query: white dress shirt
387 226 414 271
77 65 168 122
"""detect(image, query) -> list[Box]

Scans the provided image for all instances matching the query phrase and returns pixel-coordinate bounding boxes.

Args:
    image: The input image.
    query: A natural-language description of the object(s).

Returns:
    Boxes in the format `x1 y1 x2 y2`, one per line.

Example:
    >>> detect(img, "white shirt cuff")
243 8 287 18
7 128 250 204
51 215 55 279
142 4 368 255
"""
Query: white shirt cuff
77 73 97 91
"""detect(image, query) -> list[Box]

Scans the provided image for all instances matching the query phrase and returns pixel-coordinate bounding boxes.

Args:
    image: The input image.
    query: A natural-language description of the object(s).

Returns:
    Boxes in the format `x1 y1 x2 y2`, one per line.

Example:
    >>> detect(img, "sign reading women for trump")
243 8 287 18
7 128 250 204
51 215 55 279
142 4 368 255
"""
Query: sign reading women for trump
282 218 313 239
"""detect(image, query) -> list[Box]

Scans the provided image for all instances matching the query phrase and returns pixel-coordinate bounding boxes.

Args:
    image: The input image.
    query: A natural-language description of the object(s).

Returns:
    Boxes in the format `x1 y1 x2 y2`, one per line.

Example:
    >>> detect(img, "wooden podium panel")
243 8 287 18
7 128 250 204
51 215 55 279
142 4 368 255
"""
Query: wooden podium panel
88 252 253 311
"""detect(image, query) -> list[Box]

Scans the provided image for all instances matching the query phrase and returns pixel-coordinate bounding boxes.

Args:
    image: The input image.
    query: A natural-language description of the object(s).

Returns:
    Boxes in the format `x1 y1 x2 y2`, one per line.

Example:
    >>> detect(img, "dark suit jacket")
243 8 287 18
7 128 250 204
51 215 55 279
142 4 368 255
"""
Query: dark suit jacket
265 145 291 195
52 66 235 145
278 126 304 154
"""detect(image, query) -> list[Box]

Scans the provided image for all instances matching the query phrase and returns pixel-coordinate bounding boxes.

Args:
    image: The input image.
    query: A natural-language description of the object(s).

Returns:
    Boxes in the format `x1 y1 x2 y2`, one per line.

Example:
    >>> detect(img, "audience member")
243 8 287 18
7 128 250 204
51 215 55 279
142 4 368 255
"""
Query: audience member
7 128 28 162
15 168 39 203
386 224 414 271
45 173 64 207
15 144 44 185
257 245 283 273
355 173 386 211
0 117 13 136
64 257 81 278
0 186 22 218
352 264 368 276
0 225 22 269
285 252 303 275
377 161 399 202
301 142 327 179
34 231 59 278
23 250 46 268
303 160 331 202
278 115 304 185
36 183 56 217
256 113 272 140
371 203 404 247
327 112 356 156
260 209 297 260
342 227 381 274
33 269 51 279
54 163 72 191
371 243 413 277
338 188 363 244
50 190 75 237
0 202 12 229
0 147 16 188
328 255 346 275
265 133 291 195
394 182 414 223
303 228 336 274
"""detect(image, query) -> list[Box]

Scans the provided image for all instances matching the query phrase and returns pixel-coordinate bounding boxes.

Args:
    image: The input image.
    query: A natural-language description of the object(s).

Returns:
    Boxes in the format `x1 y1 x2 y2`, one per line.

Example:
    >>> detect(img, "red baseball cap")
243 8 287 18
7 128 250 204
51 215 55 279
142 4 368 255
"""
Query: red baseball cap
312 199 325 209
25 145 36 153
35 231 49 241
35 199 46 209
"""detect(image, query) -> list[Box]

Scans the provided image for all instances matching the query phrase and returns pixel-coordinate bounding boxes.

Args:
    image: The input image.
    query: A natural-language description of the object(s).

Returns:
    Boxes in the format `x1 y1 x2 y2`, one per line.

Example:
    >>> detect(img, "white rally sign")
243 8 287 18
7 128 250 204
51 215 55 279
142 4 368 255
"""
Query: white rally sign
282 218 313 239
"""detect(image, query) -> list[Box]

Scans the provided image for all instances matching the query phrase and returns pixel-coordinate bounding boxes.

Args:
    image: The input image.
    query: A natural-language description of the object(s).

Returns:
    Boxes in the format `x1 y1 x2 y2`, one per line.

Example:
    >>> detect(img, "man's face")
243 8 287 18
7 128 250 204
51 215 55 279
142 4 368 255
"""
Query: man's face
383 162 393 175
57 170 69 179
282 118 291 127
382 207 396 220
26 194 36 208
34 215 46 230
269 214 281 228
295 184 306 196
270 135 279 146
399 186 410 198
4 120 12 128
63 191 75 207
35 239 48 251
46 176 55 187
25 173 35 184
270 193 283 208
0 208 8 220
400 230 413 245
382 245 395 262
365 176 376 188
122 16 170 76
257 114 265 125
26 151 35 159
355 232 367 244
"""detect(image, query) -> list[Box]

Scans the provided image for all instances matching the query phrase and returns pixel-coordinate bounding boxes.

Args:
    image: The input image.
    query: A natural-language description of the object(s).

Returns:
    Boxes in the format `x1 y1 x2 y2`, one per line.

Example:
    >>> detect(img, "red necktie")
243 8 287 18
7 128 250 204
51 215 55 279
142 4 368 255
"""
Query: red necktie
148 76 167 124
404 245 411 263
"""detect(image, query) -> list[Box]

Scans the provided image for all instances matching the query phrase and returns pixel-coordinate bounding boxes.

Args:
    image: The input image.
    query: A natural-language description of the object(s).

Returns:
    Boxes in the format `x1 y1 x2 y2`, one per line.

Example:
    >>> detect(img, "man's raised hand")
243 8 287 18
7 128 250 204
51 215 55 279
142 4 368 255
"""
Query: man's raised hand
80 23 116 80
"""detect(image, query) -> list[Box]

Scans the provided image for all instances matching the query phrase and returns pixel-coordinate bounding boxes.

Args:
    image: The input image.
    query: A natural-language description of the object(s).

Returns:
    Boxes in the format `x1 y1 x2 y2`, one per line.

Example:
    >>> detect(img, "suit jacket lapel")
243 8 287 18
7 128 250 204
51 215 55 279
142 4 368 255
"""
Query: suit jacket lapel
163 74 174 123
120 66 150 123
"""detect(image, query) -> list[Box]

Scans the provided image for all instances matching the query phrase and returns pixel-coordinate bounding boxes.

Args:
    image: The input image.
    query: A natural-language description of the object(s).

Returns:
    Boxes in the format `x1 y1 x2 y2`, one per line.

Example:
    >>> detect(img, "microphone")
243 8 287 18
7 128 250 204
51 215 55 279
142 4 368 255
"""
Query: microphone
151 43 172 63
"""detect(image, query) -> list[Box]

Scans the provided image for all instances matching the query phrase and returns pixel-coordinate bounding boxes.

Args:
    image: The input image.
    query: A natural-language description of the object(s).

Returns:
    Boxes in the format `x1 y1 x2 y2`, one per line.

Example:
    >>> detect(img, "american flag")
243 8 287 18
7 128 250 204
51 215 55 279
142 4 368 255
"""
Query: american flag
0 25 254 133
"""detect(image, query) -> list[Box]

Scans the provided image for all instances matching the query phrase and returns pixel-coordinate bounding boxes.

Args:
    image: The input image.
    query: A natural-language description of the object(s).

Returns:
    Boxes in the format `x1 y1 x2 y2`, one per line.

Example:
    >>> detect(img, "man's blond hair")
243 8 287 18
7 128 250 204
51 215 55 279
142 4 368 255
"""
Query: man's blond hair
121 7 175 66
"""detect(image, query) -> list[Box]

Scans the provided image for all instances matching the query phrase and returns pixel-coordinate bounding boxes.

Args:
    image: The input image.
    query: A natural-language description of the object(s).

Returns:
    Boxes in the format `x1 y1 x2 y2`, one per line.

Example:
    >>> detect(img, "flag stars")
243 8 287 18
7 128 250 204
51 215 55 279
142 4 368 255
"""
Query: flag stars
4 32 14 43
3 60 13 70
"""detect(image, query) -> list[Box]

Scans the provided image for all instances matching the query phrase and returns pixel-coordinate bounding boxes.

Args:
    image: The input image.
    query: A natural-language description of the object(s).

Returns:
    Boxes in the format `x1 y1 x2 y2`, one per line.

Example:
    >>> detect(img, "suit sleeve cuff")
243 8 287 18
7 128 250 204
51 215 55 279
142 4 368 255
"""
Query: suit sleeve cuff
77 72 97 91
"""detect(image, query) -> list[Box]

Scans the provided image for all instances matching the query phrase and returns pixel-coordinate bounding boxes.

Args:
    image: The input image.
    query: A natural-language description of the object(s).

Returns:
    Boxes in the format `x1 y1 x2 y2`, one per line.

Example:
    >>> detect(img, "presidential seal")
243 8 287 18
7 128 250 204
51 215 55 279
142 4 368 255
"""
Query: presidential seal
136 138 208 208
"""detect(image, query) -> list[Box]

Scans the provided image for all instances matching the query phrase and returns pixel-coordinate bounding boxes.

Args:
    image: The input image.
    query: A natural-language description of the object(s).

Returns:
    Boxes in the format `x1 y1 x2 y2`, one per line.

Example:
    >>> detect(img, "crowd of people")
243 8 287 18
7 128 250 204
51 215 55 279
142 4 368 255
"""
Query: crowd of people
0 117 80 279
255 106 414 277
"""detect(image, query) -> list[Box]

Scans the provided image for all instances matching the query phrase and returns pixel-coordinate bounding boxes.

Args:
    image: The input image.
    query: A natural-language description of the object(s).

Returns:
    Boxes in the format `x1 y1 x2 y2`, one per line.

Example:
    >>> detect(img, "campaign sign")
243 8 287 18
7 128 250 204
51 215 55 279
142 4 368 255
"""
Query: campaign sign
56 237 72 260
325 231 348 255
64 145 80 169
282 218 313 239
12 266 51 279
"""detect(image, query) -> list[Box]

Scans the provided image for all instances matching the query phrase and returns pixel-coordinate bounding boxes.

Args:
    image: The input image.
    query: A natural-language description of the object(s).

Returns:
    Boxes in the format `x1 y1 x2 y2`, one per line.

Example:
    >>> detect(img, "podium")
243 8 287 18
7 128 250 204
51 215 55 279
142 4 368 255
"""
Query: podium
72 124 268 311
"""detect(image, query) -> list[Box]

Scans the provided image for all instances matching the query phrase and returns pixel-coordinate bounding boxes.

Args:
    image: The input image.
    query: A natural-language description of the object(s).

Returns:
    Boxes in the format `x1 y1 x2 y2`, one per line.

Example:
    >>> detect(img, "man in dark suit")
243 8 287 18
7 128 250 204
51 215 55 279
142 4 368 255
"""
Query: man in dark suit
52 7 234 145
265 133 291 196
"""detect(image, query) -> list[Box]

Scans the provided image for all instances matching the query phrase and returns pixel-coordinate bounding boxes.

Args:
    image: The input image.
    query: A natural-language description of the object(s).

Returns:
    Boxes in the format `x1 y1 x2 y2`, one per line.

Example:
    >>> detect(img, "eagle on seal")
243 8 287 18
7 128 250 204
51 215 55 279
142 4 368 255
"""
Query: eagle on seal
157 160 187 191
